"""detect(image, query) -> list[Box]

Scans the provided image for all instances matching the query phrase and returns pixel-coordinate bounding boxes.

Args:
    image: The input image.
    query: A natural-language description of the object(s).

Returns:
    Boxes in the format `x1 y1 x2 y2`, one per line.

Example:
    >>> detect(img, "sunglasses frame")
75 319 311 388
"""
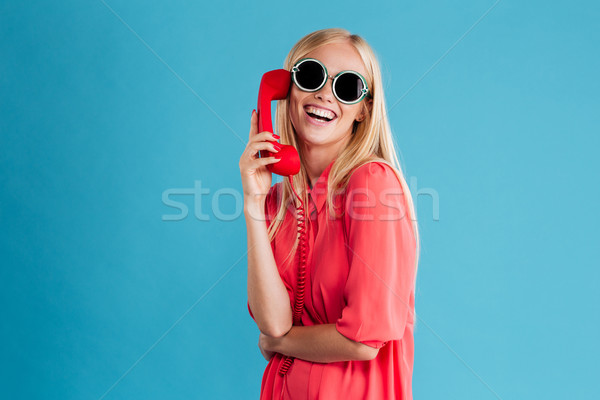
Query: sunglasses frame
291 57 371 105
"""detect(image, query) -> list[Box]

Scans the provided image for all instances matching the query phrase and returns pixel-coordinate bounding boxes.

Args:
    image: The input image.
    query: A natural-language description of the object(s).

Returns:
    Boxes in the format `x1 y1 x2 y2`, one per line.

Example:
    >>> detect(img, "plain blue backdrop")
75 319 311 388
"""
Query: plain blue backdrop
1 0 598 399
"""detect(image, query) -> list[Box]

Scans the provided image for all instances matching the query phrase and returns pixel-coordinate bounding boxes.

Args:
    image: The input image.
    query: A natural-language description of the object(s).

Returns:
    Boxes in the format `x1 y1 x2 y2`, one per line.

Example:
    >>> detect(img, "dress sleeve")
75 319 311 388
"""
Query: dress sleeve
247 184 279 323
335 162 417 349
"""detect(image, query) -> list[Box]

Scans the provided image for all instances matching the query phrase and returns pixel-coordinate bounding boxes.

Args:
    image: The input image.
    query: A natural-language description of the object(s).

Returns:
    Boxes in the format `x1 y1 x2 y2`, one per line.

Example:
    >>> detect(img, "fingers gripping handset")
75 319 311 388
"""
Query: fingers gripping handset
256 69 307 377
257 69 300 176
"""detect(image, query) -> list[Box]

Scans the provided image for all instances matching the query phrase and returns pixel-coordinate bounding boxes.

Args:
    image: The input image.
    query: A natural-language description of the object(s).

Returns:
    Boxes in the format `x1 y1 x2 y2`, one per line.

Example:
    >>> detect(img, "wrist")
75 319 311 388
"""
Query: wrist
244 201 266 222
244 194 265 209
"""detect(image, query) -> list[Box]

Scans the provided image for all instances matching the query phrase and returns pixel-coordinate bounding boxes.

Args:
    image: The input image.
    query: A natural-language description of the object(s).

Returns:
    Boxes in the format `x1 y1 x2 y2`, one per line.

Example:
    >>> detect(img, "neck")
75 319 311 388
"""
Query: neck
300 134 351 189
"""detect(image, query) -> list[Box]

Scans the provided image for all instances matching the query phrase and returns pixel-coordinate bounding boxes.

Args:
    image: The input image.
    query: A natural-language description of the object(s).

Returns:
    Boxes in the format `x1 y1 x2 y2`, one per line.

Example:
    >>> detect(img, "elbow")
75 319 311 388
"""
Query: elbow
260 323 292 339
336 325 380 360
248 302 292 338
357 344 379 361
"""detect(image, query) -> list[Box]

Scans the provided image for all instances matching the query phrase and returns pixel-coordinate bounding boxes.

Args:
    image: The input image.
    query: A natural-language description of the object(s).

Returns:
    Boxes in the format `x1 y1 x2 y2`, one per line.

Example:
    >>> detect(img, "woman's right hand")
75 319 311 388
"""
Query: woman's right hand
239 110 282 208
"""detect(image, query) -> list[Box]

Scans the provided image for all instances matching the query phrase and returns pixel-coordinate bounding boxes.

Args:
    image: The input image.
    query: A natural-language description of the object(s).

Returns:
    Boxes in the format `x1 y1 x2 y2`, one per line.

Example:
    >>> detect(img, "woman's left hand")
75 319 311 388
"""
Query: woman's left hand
258 332 276 362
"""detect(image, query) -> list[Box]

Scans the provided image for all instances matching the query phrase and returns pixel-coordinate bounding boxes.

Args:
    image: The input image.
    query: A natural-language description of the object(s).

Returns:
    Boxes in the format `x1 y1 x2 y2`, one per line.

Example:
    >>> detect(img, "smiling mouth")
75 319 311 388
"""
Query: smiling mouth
304 106 337 124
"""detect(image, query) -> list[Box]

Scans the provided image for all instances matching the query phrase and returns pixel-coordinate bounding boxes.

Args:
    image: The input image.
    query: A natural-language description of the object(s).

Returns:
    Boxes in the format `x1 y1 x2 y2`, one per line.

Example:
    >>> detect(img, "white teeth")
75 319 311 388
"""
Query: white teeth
305 106 335 120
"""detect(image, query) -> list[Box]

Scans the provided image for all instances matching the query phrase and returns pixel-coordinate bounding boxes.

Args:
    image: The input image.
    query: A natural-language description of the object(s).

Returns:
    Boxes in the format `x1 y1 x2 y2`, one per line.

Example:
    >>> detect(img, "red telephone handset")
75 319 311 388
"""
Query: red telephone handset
257 69 301 176
256 69 307 377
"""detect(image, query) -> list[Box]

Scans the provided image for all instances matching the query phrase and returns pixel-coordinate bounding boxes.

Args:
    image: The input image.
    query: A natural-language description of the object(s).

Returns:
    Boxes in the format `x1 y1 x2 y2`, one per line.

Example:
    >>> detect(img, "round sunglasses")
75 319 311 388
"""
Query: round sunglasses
291 58 371 105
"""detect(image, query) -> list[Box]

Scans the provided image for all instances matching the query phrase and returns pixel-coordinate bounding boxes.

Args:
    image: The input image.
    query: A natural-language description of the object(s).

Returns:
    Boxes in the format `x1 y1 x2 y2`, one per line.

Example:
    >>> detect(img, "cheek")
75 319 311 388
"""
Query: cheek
339 105 361 122
289 87 302 108
288 91 309 122
288 99 299 126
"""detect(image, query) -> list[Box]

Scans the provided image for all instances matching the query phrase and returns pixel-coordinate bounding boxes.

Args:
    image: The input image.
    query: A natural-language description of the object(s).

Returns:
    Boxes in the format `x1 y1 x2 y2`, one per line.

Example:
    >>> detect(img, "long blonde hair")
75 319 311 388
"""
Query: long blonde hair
267 28 421 294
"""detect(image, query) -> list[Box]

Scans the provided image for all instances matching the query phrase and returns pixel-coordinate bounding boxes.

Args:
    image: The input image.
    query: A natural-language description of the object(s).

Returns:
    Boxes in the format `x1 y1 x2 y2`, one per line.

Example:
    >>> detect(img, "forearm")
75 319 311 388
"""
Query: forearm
265 324 377 363
245 202 292 338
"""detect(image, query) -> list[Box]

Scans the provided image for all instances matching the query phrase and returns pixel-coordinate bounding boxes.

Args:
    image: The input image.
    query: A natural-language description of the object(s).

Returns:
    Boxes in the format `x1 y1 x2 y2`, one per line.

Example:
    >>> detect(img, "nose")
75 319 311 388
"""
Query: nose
315 76 335 103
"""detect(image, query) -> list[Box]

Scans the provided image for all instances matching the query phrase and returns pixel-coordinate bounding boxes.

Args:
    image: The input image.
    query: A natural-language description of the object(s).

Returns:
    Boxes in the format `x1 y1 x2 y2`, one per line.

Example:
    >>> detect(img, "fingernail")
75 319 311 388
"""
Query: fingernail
272 133 280 139
251 109 255 117
273 143 282 151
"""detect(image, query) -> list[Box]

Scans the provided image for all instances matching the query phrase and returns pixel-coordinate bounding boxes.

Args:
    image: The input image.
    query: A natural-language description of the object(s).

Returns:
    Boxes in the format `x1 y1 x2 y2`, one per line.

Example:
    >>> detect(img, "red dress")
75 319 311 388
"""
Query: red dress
248 159 417 399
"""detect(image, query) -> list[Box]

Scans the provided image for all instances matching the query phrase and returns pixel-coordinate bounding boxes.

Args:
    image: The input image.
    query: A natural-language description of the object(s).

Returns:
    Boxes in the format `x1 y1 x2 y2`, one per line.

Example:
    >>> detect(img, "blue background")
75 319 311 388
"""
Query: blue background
1 0 598 399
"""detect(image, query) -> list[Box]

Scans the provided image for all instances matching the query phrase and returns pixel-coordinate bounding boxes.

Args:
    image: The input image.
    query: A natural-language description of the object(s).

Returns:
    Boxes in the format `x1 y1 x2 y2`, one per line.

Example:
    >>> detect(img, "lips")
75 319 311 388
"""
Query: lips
304 104 337 126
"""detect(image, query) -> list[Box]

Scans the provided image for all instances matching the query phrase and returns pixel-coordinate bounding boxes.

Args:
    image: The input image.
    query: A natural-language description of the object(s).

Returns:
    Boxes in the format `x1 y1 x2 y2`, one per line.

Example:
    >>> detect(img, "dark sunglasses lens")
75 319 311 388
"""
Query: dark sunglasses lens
335 73 365 102
295 60 325 90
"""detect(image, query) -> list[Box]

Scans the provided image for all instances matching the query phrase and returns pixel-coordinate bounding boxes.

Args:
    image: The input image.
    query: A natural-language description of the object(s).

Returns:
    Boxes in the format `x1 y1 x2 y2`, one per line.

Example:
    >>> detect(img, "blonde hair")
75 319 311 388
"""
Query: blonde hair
267 28 421 295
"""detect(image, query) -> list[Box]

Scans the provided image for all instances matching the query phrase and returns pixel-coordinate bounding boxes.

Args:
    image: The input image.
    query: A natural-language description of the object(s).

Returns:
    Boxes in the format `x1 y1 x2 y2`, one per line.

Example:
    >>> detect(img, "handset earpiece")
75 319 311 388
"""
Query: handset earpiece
257 69 300 176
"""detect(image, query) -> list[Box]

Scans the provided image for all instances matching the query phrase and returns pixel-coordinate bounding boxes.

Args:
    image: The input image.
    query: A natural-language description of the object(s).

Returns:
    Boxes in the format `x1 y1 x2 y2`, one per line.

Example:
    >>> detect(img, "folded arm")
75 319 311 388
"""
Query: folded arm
261 324 378 363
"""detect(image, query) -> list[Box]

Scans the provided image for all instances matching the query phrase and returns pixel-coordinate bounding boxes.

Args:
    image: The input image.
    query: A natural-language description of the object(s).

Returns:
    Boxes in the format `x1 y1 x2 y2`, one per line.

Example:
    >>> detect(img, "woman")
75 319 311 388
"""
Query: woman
240 28 420 400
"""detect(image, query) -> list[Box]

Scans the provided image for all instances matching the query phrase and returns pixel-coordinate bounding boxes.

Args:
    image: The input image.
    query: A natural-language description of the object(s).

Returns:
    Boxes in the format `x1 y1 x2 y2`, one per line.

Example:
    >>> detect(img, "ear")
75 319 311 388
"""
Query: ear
356 98 373 122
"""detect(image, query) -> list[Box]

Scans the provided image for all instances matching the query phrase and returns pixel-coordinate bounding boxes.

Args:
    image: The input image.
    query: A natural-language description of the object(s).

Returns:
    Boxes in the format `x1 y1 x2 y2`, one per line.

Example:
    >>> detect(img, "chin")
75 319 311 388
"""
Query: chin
296 131 325 146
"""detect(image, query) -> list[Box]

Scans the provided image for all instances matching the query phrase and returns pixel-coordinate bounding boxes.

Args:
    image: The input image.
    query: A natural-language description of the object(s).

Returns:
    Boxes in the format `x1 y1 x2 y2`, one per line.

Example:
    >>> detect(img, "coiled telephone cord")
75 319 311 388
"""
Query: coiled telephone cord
277 175 309 377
